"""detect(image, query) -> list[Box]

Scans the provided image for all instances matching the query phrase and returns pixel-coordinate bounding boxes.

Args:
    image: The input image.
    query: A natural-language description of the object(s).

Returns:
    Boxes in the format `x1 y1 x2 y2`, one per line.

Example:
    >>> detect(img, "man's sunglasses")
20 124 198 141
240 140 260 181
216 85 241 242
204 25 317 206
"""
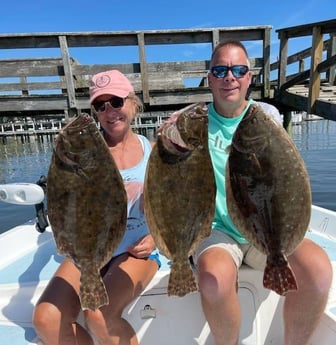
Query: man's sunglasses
210 65 249 79
92 96 126 113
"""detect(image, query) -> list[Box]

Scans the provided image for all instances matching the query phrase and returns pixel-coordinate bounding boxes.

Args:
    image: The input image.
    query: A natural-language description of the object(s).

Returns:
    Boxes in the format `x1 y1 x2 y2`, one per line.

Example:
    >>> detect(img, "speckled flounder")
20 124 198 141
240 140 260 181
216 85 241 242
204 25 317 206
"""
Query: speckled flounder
47 113 127 310
144 102 216 297
226 104 311 295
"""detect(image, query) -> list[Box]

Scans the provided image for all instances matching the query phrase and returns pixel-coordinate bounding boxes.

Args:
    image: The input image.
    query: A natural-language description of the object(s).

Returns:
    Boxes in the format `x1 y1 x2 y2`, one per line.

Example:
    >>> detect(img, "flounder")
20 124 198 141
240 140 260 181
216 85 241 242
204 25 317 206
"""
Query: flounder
226 104 311 295
47 113 127 310
144 102 216 297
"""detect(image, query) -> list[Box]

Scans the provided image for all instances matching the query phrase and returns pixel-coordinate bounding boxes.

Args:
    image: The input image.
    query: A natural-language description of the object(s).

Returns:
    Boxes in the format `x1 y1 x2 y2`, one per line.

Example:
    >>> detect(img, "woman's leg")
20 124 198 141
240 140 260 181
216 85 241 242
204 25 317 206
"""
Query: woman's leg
85 253 158 345
32 259 94 345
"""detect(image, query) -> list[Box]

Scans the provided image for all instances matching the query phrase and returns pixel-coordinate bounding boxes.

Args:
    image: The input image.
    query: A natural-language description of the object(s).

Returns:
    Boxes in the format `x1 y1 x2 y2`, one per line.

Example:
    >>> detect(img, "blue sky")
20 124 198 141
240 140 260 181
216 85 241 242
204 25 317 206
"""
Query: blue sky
0 0 332 34
0 0 334 76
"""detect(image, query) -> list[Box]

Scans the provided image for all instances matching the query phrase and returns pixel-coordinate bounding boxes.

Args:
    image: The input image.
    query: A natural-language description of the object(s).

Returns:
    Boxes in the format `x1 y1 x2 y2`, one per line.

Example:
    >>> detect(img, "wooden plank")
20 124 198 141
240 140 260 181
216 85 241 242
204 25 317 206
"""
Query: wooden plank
0 58 67 77
0 27 272 49
317 54 336 73
280 70 310 89
127 73 185 92
149 90 213 106
74 69 261 92
280 50 336 91
59 36 77 109
270 39 330 71
148 86 264 106
19 76 28 95
308 26 324 114
0 81 64 92
278 90 309 111
276 19 336 39
281 89 336 120
212 29 219 49
327 33 336 84
318 95 336 101
263 27 271 98
72 59 261 78
137 32 149 104
0 97 69 112
314 99 336 120
218 29 267 41
278 31 288 89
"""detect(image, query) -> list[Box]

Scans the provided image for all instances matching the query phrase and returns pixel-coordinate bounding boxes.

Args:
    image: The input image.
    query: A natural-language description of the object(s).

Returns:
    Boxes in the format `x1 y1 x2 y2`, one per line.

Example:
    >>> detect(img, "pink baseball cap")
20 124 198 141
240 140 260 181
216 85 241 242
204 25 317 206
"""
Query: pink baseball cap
89 70 134 103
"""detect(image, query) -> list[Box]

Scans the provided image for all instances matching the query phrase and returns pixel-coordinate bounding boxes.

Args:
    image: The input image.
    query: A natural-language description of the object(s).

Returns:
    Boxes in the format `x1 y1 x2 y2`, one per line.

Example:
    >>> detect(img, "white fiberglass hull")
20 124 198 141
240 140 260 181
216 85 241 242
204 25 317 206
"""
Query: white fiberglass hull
0 205 335 345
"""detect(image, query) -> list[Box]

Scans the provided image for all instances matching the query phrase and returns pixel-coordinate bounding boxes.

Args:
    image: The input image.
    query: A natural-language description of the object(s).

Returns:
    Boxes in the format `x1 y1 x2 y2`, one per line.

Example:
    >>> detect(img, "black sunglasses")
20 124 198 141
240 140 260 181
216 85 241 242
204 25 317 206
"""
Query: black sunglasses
92 96 125 113
210 65 249 79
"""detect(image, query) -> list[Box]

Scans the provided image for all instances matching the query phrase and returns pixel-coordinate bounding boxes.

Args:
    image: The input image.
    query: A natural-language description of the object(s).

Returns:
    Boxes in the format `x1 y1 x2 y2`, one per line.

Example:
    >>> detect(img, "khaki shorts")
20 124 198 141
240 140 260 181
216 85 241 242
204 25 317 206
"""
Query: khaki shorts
193 229 267 271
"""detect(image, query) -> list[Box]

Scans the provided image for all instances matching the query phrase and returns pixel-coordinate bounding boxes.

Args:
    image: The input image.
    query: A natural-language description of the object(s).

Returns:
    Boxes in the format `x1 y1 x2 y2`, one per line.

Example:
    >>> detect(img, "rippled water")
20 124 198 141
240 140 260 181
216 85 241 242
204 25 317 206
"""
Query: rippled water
0 136 53 233
291 119 336 211
1 119 336 233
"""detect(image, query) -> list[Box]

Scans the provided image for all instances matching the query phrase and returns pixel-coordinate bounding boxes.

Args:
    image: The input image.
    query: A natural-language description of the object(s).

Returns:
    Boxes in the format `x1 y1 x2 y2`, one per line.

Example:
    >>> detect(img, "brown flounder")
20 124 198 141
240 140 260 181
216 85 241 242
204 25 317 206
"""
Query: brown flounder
47 113 127 310
226 104 311 296
144 102 216 297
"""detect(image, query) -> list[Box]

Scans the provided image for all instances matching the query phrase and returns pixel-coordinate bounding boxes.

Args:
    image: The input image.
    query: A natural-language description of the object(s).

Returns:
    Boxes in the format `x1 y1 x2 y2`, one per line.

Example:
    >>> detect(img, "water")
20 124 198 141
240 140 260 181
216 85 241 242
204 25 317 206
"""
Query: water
291 119 336 211
1 119 336 234
0 136 53 233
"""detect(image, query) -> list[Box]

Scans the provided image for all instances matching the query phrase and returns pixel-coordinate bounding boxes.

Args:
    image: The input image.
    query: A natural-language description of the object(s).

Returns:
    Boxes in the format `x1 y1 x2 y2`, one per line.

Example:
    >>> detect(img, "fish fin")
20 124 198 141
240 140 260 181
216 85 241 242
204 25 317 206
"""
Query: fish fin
263 261 298 296
79 268 109 310
168 260 198 297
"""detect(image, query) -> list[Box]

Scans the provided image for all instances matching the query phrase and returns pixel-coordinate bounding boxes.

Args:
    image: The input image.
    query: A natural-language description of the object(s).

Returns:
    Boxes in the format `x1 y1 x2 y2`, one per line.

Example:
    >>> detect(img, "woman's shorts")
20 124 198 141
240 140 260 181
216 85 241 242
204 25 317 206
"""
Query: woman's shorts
192 229 267 271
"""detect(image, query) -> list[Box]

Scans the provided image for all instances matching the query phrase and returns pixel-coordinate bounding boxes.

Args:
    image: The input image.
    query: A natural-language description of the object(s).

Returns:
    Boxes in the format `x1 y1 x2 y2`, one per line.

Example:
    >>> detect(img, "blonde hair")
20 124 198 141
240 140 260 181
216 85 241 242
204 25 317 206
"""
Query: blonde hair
128 92 144 115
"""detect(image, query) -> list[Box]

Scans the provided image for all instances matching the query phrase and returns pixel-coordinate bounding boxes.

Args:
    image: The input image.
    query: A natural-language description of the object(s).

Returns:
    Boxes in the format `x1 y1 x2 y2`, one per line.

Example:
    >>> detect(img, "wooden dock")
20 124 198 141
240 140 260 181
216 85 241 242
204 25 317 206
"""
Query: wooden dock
0 26 271 120
274 19 336 120
0 120 63 144
0 20 335 129
0 112 172 143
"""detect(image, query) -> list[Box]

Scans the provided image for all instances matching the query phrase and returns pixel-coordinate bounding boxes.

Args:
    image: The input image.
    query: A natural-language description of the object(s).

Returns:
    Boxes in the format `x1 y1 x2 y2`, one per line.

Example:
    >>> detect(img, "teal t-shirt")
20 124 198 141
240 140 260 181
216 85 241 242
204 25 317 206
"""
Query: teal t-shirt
208 100 253 244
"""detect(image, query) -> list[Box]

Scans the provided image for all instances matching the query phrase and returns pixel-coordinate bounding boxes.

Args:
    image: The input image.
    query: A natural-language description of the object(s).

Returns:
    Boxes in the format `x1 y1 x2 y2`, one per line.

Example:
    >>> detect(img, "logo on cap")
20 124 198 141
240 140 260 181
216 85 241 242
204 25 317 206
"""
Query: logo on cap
95 74 111 88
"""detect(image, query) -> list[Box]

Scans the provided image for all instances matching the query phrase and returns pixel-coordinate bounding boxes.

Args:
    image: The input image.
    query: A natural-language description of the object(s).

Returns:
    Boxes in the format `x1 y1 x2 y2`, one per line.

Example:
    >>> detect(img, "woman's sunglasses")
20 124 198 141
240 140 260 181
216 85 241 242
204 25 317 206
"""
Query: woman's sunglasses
210 65 249 79
92 96 126 113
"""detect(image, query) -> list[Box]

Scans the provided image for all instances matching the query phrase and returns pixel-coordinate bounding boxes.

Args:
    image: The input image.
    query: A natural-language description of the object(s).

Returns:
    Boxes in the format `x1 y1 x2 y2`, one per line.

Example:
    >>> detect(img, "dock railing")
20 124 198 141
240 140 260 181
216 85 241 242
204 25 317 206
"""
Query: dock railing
274 19 336 117
0 26 271 119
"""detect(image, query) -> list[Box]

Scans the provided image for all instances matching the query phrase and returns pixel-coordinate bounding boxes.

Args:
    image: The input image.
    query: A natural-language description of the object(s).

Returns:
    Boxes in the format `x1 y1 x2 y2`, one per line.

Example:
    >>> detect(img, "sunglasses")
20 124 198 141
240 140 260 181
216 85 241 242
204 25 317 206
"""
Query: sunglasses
92 96 126 113
210 65 249 79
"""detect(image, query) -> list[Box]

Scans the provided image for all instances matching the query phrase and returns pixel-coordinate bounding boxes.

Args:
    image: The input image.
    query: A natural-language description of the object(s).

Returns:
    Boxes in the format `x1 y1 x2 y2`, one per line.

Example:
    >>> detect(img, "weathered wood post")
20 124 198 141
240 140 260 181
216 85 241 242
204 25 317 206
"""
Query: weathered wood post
59 36 78 119
308 25 323 115
282 111 292 135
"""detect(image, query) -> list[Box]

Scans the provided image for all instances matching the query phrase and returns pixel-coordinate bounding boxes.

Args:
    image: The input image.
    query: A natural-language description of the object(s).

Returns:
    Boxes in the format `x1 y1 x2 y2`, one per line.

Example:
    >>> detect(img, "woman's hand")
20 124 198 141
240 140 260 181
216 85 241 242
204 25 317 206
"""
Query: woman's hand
127 234 156 258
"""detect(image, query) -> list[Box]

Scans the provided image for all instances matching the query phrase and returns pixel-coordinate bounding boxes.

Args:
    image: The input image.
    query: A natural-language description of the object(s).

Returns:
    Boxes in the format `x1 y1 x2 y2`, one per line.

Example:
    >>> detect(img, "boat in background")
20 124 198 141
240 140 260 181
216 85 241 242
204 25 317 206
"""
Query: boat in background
0 186 335 344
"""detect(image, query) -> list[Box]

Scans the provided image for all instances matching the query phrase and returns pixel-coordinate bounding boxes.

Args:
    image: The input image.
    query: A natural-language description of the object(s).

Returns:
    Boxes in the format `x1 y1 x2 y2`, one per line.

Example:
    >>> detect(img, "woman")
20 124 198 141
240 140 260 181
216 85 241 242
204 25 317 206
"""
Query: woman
33 70 160 345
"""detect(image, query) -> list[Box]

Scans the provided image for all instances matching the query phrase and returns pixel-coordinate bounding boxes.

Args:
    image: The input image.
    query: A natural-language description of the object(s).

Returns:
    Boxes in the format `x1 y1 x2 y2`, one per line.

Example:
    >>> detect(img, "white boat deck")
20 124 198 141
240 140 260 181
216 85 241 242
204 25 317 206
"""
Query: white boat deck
0 205 335 344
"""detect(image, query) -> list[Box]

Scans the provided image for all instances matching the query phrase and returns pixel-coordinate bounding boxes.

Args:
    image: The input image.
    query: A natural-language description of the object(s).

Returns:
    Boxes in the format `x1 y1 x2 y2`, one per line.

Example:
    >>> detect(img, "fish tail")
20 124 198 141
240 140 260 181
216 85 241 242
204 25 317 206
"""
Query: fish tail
79 269 109 310
263 262 298 296
168 260 198 297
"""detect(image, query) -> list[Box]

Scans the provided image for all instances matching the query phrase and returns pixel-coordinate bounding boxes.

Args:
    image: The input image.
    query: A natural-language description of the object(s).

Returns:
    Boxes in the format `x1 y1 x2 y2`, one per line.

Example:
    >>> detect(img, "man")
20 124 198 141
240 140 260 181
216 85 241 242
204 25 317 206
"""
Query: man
193 40 332 345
